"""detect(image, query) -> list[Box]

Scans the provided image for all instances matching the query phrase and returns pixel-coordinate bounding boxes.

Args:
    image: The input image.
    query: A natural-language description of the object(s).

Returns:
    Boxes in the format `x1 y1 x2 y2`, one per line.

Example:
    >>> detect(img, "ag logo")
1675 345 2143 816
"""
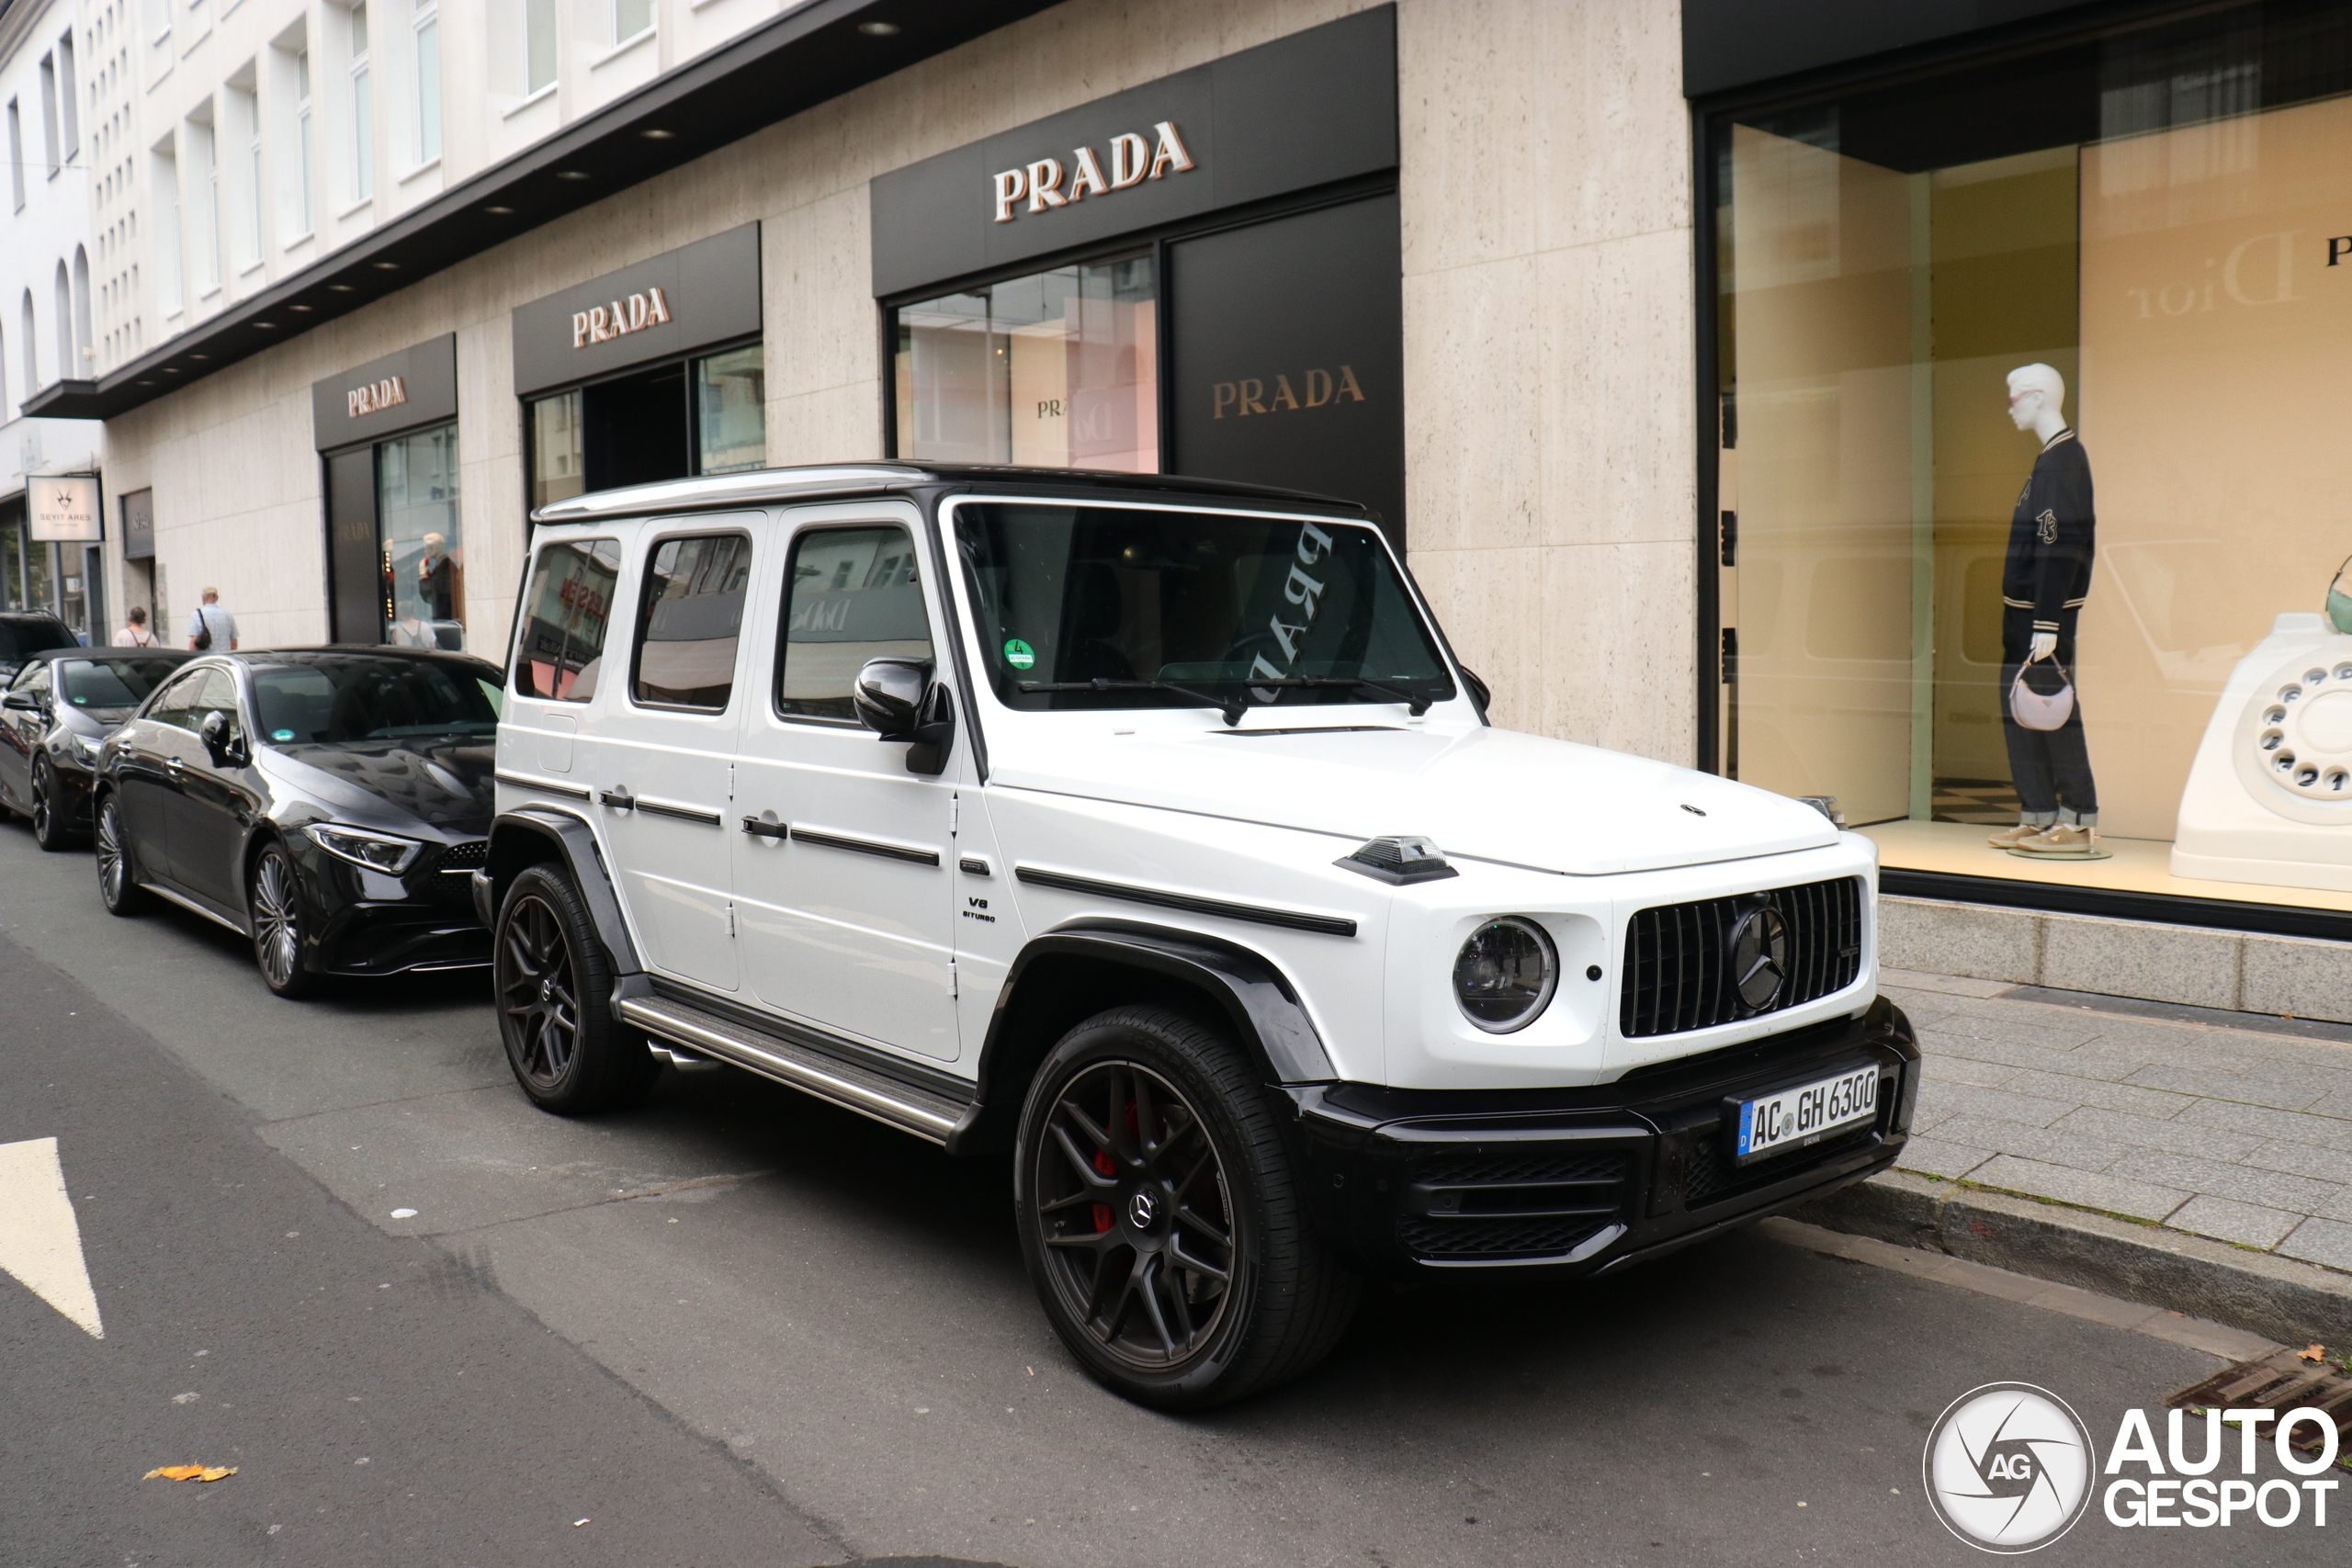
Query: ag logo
1726 900 1788 1011
1924 1382 2096 1552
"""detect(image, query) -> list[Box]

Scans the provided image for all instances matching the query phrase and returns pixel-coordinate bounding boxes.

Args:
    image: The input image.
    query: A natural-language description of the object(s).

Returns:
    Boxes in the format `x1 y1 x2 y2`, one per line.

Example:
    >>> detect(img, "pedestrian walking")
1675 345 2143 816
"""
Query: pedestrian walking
187 588 240 652
112 607 159 648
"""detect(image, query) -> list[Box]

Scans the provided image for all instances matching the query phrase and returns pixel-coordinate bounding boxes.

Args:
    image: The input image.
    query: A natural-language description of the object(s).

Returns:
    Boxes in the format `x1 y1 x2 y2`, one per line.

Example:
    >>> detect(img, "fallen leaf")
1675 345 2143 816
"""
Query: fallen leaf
572 1518 590 1528
143 1464 234 1482
2301 1344 2329 1362
197 1468 237 1483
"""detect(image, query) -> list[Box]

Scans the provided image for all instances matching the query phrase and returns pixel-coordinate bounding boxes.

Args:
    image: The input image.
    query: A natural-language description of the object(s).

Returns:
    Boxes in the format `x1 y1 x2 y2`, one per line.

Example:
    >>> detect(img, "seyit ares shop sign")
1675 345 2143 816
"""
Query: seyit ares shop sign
28 475 102 543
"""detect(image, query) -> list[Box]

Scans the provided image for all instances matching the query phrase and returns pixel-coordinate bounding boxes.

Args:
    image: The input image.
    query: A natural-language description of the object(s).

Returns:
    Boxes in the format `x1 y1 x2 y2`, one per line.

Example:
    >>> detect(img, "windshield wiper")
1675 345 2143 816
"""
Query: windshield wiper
1244 675 1434 716
1017 678 1249 727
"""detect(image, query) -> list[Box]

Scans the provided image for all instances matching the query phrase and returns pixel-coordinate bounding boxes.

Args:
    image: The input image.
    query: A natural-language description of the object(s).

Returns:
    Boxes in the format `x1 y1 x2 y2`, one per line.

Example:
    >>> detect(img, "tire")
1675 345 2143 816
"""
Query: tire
494 863 657 1115
1013 1005 1361 1409
94 793 152 916
248 842 322 999
30 759 73 851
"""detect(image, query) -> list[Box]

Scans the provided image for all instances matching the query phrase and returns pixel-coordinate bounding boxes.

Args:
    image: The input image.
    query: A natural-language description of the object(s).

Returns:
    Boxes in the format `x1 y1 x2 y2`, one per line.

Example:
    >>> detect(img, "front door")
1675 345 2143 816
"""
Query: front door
168 666 262 912
594 523 753 994
730 507 961 1063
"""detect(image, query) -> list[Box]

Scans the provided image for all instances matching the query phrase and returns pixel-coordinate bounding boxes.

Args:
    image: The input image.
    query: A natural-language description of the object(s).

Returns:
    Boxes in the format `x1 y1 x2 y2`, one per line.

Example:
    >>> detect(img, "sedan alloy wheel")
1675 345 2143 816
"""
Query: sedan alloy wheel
248 845 320 998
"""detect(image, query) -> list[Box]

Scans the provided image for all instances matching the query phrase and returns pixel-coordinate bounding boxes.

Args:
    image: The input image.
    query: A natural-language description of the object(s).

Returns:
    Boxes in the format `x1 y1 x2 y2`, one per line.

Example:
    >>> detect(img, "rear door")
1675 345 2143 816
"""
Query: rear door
729 502 960 1063
115 666 207 881
593 519 757 995
0 661 50 809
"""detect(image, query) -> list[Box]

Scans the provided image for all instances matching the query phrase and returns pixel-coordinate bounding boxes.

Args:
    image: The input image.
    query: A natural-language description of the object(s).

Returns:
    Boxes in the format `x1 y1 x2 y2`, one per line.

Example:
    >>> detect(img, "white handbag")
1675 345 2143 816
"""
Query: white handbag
2009 656 2075 732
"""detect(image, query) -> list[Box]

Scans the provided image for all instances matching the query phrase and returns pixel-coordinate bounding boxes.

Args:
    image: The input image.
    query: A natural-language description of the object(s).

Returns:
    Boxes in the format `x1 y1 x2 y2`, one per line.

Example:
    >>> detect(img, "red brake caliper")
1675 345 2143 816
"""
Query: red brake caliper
1091 1099 1141 1233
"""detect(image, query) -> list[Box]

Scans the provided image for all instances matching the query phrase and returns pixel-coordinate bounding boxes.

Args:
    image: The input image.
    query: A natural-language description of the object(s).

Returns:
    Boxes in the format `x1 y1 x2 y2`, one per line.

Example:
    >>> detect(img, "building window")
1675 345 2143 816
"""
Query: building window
294 47 314 233
893 255 1158 472
348 2 371 201
1708 0 2352 913
190 108 219 292
232 82 261 263
152 140 182 310
527 343 767 510
6 99 23 210
413 4 440 164
56 33 78 156
39 53 59 171
695 344 765 474
615 0 652 43
526 0 555 95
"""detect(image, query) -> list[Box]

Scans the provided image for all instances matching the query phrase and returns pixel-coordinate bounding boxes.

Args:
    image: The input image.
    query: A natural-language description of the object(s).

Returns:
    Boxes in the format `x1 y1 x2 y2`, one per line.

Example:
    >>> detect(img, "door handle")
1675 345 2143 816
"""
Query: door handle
599 786 635 811
741 814 788 840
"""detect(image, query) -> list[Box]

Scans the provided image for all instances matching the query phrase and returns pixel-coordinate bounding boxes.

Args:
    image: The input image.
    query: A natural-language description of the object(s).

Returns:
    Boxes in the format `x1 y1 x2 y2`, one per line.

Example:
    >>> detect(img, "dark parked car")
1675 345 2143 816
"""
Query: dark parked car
0 611 81 684
92 647 503 997
1 647 194 848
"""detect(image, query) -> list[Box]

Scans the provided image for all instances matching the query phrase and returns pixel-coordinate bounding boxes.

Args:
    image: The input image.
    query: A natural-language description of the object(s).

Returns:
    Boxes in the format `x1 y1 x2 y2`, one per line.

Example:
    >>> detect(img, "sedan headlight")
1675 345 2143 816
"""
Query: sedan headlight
1453 917 1558 1033
305 823 424 875
70 733 102 761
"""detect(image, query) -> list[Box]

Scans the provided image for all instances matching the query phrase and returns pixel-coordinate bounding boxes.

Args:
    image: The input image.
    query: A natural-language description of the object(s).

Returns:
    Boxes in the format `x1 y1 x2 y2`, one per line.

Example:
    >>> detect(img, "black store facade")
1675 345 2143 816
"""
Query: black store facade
315 335 463 650
871 6 1408 542
515 224 767 512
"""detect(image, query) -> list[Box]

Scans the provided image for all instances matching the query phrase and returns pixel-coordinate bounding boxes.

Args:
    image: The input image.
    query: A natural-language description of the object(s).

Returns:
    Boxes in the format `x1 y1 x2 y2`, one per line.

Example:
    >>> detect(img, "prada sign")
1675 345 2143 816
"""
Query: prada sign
512 224 761 397
870 6 1396 297
311 334 457 452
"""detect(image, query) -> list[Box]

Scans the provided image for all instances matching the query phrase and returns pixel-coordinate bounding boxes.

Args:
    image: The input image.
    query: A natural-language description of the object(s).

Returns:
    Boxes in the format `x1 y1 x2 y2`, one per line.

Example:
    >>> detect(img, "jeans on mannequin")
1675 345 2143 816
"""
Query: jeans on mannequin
2001 605 2098 827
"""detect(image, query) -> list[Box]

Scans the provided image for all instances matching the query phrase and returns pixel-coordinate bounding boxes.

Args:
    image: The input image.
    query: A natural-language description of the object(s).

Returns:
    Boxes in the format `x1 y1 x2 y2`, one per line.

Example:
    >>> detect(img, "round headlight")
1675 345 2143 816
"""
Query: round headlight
1453 917 1558 1032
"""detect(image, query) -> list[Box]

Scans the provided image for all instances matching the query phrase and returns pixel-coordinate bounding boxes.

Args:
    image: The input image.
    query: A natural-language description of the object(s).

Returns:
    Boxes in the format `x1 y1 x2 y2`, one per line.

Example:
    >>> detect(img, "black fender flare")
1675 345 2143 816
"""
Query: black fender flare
950 919 1336 1154
479 807 644 980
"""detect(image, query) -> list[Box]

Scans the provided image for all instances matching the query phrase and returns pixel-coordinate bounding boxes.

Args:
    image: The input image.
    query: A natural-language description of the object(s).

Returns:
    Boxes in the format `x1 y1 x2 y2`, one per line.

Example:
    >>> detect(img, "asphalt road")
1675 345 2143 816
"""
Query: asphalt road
0 815 2335 1568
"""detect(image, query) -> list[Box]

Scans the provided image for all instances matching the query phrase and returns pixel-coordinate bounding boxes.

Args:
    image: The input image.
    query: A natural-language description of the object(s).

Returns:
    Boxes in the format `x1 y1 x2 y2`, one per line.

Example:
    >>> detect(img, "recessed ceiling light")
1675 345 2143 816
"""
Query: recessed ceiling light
554 169 590 181
857 20 900 36
137 378 155 386
189 353 209 360
254 321 276 329
163 367 180 374
372 260 400 270
483 204 514 214
289 303 313 312
329 283 356 292
640 128 675 141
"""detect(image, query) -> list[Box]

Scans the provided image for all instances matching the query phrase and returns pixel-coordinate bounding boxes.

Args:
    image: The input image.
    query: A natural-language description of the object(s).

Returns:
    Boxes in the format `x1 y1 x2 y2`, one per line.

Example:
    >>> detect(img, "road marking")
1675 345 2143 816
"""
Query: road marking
0 1137 105 1338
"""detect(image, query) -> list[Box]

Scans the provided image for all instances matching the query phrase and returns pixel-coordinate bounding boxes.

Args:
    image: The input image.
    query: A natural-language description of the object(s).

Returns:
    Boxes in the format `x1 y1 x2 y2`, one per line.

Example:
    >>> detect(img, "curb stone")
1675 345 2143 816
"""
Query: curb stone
1792 1170 2352 1348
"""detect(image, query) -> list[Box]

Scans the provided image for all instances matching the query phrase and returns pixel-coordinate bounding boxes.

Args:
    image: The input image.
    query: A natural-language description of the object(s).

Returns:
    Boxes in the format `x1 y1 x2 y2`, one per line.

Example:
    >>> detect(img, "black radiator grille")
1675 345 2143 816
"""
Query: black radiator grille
435 840 490 872
1619 876 1864 1039
1397 1149 1629 1260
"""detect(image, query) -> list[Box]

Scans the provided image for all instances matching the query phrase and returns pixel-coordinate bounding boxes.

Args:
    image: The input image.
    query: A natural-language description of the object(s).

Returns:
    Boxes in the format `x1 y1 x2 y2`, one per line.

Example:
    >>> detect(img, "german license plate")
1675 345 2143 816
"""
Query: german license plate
1733 1065 1879 1164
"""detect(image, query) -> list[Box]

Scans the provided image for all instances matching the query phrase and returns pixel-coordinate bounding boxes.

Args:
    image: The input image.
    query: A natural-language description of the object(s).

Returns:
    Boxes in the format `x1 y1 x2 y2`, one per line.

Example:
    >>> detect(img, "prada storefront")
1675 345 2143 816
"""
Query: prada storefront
870 6 1407 541
515 224 767 511
315 336 464 650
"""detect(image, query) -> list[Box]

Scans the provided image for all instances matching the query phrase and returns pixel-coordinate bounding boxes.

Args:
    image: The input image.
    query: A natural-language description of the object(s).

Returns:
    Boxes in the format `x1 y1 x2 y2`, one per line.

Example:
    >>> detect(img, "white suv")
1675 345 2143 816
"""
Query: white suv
477 464 1919 1407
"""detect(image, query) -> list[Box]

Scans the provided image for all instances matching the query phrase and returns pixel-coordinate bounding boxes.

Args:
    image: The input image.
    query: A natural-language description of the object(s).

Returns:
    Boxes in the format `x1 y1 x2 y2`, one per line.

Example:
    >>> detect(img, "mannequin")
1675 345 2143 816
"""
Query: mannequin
1988 363 2101 854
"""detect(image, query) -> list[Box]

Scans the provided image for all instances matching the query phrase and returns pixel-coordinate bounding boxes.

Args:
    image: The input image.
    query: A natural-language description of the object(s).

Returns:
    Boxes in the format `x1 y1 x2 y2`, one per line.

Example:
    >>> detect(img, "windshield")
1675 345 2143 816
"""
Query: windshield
60 656 185 710
0 620 77 660
251 656 503 745
956 503 1453 717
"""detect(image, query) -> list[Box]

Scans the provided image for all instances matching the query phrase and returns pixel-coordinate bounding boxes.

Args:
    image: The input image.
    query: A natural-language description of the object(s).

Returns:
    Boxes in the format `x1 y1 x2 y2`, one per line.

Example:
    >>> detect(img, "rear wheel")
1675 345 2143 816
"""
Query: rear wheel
494 864 656 1115
94 794 151 916
30 760 73 851
1014 1005 1361 1408
248 843 322 998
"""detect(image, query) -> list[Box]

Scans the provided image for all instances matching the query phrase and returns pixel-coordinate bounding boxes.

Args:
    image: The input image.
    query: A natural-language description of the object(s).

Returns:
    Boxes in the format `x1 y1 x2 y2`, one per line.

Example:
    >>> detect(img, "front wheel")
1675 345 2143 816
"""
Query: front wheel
30 760 74 851
94 794 151 916
1014 1006 1361 1409
494 864 656 1115
249 843 322 998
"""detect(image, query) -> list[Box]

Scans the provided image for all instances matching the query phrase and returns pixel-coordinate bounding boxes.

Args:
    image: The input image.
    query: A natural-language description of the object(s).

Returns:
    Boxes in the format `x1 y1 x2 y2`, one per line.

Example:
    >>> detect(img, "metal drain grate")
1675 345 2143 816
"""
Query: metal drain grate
2167 1347 2352 1463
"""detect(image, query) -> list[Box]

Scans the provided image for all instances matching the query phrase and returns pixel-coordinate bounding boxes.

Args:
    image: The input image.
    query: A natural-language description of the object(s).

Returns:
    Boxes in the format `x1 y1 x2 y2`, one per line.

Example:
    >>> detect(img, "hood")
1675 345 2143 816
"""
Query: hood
263 736 496 832
991 724 1838 875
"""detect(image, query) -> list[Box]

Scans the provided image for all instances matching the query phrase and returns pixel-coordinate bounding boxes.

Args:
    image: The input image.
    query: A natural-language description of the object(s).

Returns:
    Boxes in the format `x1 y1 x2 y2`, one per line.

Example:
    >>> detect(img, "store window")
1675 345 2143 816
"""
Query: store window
314 336 462 649
379 424 462 649
1710 0 2352 909
526 343 764 509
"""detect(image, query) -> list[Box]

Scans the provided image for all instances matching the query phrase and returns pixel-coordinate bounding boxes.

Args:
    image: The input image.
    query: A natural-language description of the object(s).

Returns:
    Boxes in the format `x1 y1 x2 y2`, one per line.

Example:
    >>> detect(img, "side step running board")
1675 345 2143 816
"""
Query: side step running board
617 996 970 1145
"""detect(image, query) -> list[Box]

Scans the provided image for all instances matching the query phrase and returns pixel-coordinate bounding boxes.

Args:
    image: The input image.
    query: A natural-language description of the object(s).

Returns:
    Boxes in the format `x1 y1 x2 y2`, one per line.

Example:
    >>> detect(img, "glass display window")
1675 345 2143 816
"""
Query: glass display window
526 342 766 507
1709 0 2352 910
378 423 463 650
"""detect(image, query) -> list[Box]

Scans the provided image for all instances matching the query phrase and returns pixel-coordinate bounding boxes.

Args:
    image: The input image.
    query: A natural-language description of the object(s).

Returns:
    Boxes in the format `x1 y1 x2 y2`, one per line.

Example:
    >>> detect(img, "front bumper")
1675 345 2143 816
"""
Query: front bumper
1285 998 1919 1277
296 838 492 976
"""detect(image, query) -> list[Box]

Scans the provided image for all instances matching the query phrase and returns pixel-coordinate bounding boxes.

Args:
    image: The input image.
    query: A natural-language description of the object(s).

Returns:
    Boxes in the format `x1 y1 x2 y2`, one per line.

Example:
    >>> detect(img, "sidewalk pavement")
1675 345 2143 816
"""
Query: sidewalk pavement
1885 968 2352 1276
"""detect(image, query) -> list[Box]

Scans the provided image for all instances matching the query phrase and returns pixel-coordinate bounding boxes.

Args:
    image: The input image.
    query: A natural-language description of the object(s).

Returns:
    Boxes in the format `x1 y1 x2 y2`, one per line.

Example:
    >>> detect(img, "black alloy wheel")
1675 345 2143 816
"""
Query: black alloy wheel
30 759 71 851
493 864 656 1115
94 794 150 916
248 843 321 998
1014 1006 1361 1408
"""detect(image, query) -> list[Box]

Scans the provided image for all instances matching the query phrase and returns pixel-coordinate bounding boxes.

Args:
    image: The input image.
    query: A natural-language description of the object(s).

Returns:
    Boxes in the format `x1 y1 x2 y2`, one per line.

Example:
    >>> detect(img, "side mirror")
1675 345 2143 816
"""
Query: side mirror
198 709 249 767
852 658 955 777
0 690 40 713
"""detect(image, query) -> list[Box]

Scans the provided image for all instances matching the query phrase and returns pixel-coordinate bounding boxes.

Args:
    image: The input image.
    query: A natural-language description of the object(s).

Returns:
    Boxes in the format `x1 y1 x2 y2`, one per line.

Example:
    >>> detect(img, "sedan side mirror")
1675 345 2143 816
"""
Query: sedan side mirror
1 690 40 713
198 708 249 767
853 658 955 777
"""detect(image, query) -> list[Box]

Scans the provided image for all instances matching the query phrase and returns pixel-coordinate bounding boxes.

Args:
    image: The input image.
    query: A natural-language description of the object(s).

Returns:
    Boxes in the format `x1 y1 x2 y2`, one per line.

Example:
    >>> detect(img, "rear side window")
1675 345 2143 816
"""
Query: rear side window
632 534 752 711
513 537 621 702
145 668 209 730
0 619 76 660
775 525 933 722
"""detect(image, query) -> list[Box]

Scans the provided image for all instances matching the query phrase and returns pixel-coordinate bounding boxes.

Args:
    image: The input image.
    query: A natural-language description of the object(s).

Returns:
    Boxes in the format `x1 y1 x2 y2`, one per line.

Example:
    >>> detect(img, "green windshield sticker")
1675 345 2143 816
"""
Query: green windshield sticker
272 728 296 741
1003 637 1036 671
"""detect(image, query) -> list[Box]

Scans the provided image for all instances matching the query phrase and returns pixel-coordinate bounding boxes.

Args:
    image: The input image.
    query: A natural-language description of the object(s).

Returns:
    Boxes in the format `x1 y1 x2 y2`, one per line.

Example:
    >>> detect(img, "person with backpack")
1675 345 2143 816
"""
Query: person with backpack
187 588 240 652
113 606 159 647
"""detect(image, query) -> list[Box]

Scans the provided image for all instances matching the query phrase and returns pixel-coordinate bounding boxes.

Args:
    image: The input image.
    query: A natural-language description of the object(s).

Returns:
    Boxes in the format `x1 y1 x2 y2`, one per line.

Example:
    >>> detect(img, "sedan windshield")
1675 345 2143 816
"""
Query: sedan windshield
252 656 503 744
60 656 185 711
956 503 1453 718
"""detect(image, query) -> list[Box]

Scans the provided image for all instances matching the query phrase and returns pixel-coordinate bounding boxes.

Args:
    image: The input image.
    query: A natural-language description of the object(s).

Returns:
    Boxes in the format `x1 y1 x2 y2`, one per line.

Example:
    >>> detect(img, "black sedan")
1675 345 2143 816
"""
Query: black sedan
92 648 503 998
1 647 193 849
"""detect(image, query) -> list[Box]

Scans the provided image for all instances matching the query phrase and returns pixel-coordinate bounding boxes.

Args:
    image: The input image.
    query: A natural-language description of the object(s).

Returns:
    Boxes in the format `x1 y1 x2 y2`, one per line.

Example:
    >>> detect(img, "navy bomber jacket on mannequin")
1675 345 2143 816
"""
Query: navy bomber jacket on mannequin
2002 428 2095 637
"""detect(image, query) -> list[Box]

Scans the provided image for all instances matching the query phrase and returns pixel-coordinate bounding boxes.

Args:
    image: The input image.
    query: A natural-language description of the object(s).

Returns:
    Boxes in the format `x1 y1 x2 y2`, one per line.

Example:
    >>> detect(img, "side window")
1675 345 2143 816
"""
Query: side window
17 662 51 697
631 534 752 712
775 525 934 722
513 537 621 702
188 669 246 742
146 669 208 729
